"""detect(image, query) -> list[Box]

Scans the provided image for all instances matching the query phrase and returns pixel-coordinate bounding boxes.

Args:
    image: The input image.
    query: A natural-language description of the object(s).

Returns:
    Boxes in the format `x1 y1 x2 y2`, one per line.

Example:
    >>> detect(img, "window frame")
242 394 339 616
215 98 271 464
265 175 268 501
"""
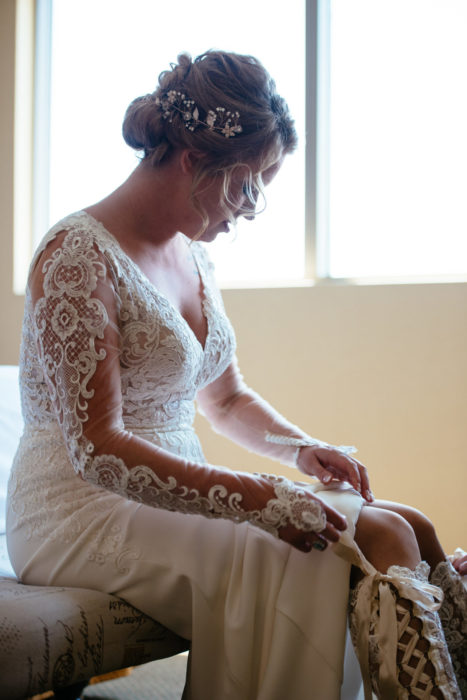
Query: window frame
13 0 467 294
307 0 467 287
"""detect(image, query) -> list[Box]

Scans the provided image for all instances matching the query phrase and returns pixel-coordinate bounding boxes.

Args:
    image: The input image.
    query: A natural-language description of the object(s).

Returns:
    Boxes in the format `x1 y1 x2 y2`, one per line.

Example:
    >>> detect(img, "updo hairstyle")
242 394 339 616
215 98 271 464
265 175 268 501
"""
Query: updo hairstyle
122 50 297 231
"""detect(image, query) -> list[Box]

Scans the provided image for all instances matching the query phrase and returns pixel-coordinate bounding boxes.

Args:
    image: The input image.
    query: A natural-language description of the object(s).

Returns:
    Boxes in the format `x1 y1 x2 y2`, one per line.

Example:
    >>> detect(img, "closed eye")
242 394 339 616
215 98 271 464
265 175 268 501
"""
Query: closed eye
242 183 259 206
240 183 262 220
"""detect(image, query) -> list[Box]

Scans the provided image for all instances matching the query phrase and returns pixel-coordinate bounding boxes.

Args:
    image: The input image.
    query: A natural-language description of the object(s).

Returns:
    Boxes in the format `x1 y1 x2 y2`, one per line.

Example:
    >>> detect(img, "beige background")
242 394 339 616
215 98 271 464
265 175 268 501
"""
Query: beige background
1 0 466 553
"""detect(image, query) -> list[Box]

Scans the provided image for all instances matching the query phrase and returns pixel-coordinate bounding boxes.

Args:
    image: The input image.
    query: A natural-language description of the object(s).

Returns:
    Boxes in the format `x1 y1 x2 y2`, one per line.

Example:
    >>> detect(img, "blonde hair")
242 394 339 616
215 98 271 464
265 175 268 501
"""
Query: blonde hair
122 50 297 233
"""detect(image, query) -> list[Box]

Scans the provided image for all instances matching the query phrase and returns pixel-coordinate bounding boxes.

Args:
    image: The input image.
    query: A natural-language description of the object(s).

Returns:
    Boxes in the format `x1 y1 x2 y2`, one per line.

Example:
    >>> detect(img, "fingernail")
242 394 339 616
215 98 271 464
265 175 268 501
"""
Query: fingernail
365 490 374 502
323 474 332 483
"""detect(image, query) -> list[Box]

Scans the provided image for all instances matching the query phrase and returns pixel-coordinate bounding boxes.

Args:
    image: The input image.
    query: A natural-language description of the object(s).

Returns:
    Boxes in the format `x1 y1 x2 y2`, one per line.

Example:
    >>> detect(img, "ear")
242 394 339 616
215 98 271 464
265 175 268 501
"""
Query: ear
179 149 205 175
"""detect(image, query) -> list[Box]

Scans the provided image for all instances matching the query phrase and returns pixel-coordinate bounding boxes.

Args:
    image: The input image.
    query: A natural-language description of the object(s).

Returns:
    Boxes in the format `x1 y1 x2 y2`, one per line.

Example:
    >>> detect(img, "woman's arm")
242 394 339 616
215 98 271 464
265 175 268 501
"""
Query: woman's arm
197 359 373 502
28 229 347 551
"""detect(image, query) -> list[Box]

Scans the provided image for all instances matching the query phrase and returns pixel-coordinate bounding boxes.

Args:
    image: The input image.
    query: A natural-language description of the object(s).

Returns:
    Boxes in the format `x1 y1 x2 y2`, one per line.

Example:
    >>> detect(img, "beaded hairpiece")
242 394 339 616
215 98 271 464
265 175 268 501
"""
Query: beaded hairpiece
155 90 242 138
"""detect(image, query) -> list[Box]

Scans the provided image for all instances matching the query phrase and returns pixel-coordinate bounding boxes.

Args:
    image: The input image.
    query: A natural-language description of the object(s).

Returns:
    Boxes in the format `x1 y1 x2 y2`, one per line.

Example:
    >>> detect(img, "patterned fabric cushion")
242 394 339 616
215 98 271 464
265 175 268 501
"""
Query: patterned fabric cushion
0 574 188 699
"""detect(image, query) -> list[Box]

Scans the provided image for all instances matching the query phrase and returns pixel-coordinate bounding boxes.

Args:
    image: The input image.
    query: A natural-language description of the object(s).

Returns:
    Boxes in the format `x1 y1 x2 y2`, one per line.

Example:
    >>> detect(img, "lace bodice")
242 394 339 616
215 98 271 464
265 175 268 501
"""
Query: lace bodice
12 211 327 541
22 211 234 436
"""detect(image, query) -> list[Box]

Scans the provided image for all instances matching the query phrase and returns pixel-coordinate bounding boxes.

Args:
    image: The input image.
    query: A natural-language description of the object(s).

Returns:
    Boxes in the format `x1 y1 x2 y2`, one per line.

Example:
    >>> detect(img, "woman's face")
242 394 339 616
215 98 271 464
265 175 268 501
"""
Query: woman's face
186 156 284 243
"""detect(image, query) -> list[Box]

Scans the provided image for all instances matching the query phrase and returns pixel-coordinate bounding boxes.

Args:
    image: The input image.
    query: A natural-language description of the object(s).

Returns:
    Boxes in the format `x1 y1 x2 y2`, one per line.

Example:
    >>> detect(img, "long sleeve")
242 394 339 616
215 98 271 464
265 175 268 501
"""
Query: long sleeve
197 360 356 469
27 226 326 539
195 244 356 471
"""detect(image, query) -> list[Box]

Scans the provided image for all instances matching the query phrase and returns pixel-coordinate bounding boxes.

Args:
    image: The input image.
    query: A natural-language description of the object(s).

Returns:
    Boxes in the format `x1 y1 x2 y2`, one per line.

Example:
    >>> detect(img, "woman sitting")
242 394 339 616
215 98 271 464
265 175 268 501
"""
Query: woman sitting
7 50 465 699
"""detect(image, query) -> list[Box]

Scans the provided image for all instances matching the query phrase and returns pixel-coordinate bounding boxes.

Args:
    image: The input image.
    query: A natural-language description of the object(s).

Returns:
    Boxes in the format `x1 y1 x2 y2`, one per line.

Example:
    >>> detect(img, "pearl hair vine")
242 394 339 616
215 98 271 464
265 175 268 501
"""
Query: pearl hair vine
155 90 243 138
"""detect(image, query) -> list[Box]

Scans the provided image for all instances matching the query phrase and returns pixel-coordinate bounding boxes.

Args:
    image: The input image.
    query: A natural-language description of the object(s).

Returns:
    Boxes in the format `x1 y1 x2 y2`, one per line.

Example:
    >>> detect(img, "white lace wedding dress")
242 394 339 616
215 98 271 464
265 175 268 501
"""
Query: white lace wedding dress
6 211 364 699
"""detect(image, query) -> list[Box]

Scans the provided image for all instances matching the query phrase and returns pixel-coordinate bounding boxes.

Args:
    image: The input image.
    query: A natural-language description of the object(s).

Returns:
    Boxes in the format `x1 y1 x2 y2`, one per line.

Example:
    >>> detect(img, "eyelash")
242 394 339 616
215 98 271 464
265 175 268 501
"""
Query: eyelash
242 183 259 199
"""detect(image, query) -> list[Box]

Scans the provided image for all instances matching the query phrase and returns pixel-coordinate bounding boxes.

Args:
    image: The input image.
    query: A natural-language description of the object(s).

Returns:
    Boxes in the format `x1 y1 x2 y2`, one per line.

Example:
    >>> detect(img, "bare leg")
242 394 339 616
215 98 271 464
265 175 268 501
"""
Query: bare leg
360 502 466 697
367 499 446 571
354 503 421 573
349 503 462 698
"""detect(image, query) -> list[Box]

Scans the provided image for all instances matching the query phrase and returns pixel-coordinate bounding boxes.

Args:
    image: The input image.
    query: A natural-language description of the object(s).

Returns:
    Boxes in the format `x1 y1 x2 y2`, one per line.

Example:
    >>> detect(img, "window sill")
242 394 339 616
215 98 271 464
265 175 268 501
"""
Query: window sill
219 274 467 291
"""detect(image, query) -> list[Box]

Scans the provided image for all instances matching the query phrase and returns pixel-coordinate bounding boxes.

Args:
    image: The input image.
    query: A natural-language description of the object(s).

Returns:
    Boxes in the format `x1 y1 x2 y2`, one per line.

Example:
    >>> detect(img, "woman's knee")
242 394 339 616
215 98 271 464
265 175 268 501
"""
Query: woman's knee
356 506 418 548
400 506 436 543
371 500 437 548
355 506 421 572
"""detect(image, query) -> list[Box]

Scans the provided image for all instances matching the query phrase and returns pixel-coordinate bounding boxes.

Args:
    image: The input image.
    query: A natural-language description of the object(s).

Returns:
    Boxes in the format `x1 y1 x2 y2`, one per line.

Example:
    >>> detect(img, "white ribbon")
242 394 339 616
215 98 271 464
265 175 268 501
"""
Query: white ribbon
333 537 443 700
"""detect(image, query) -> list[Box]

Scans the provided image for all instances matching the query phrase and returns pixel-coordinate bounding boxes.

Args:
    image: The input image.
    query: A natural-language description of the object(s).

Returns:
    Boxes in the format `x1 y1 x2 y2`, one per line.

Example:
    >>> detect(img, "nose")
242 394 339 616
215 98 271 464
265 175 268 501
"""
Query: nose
235 201 256 221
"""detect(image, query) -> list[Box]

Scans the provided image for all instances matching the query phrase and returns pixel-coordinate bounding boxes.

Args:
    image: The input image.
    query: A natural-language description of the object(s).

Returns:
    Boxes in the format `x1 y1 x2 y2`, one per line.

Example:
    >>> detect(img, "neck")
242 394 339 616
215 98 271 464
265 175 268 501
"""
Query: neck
85 158 193 249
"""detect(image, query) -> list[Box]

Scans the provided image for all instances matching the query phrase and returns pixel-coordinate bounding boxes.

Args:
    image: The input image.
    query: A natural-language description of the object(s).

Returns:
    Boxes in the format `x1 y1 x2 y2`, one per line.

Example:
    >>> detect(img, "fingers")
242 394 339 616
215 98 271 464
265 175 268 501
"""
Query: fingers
277 497 347 554
310 448 374 503
357 462 373 502
282 525 341 553
279 525 330 553
320 522 342 543
310 461 335 485
320 452 359 489
453 555 467 575
322 501 347 532
327 451 362 494
302 534 328 553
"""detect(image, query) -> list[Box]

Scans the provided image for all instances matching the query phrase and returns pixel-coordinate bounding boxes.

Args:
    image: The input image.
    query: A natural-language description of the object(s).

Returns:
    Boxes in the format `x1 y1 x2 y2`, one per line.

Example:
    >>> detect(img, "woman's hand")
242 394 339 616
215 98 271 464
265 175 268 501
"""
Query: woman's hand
243 471 348 554
278 491 348 553
452 552 467 576
297 445 374 503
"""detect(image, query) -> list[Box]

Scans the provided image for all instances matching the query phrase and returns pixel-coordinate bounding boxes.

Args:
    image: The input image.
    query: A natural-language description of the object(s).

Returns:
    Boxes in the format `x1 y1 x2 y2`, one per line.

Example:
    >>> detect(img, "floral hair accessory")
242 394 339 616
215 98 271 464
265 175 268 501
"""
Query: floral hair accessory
155 90 242 138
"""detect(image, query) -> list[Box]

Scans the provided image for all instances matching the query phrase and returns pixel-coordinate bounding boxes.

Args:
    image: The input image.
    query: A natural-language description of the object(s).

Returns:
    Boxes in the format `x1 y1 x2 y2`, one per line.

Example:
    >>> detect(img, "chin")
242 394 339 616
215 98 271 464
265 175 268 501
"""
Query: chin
196 231 217 243
200 222 230 242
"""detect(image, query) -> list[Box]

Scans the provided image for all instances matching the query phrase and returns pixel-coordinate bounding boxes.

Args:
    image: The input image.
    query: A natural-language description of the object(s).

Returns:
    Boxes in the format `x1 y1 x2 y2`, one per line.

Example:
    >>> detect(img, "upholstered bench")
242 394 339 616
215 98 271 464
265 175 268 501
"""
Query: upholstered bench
0 565 188 699
0 366 189 700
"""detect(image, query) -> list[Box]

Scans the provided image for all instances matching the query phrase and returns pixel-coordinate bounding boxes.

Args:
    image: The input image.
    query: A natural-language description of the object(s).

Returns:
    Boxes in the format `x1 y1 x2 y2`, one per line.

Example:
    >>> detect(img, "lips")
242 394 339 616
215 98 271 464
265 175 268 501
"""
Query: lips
201 221 230 242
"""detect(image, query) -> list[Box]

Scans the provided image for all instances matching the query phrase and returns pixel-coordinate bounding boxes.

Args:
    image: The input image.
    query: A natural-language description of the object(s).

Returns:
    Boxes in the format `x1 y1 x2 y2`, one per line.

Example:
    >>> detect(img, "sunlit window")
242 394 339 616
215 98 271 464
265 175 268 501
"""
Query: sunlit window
326 0 467 278
25 0 467 290
43 0 305 285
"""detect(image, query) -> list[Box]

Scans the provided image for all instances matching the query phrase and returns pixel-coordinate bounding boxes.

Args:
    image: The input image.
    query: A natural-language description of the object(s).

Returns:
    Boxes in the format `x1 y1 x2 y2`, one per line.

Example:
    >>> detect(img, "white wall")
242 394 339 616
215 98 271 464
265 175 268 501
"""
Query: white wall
1 0 466 553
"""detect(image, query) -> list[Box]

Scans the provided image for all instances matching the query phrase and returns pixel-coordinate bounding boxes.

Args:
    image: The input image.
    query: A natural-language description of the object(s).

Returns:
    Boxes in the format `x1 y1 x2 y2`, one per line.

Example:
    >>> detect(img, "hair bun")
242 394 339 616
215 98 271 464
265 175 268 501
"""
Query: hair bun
122 94 155 151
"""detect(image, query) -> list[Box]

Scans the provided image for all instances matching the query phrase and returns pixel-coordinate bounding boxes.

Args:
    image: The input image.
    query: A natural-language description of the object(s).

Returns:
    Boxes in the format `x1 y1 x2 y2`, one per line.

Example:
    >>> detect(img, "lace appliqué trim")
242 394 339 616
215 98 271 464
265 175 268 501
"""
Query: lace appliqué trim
86 454 326 537
34 229 108 466
86 524 141 575
382 563 459 698
430 559 467 696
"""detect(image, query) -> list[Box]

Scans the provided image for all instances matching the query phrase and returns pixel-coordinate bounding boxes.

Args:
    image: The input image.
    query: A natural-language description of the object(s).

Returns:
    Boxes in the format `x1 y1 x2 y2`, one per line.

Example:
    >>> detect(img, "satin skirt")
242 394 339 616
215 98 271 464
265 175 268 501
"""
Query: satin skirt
8 471 363 700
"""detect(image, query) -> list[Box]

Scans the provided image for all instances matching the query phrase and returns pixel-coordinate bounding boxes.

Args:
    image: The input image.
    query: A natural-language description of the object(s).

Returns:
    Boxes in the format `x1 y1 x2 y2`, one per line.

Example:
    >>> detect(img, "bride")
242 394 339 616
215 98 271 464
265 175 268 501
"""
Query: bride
7 50 465 699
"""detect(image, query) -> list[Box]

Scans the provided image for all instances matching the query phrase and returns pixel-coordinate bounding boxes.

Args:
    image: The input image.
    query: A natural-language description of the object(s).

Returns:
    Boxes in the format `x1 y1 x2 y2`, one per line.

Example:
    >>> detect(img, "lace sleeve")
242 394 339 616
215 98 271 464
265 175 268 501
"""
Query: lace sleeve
28 228 326 540
194 244 355 470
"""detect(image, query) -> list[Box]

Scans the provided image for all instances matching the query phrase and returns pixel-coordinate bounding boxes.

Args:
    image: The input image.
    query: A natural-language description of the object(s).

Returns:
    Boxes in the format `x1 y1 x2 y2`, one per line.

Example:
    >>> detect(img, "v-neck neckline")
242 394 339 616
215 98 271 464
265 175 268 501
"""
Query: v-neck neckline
79 210 211 353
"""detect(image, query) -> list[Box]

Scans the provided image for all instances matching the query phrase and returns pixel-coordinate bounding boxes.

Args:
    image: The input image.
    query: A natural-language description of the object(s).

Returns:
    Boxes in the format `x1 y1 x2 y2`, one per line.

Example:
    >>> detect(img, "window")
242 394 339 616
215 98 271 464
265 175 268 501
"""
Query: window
33 0 305 287
15 0 467 293
324 0 467 279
